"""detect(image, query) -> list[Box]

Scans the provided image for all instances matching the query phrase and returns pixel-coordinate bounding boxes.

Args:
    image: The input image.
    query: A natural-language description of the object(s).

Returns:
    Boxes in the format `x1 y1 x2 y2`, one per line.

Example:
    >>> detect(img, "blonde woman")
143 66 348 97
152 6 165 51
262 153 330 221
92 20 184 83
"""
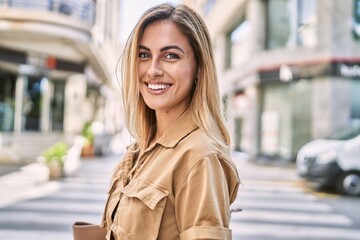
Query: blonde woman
101 3 240 240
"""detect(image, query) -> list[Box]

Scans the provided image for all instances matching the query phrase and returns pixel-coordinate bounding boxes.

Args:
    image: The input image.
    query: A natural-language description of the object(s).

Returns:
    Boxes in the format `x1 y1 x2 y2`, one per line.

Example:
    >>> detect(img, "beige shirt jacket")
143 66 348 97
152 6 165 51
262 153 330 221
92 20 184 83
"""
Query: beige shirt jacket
100 111 240 240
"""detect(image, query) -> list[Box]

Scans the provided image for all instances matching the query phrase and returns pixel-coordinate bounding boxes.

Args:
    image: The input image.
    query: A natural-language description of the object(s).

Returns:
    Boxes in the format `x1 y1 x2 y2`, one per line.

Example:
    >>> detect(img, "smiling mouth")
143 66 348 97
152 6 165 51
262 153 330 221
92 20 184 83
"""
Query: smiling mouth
147 83 171 90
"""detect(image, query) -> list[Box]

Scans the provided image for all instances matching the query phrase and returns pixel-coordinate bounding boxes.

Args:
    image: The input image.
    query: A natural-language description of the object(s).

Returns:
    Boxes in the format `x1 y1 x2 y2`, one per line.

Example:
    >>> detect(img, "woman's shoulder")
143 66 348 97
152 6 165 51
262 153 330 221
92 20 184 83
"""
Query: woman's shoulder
174 128 240 196
177 128 230 161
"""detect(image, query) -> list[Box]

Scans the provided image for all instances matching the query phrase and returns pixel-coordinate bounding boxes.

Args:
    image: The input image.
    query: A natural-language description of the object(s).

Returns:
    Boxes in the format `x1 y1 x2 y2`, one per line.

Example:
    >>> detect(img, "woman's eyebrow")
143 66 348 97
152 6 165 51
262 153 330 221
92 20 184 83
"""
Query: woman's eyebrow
139 45 185 54
139 45 150 51
160 45 185 54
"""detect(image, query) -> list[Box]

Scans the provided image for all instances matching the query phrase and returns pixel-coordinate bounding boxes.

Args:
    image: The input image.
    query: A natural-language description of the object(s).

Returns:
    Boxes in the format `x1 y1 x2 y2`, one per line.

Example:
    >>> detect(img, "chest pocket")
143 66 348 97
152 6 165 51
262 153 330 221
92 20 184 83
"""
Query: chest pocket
111 178 169 240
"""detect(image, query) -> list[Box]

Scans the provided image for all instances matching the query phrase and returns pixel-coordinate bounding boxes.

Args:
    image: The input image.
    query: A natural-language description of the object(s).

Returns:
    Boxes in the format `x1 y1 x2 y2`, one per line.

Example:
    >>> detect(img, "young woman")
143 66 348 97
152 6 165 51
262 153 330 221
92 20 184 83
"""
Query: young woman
100 3 240 240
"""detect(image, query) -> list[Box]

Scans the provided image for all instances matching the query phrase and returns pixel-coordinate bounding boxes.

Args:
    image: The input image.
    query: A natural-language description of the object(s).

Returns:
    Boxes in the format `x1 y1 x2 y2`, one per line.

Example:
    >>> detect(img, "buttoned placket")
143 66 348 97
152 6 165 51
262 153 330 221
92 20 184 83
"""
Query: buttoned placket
107 143 159 240
127 141 158 182
103 149 139 239
112 145 154 225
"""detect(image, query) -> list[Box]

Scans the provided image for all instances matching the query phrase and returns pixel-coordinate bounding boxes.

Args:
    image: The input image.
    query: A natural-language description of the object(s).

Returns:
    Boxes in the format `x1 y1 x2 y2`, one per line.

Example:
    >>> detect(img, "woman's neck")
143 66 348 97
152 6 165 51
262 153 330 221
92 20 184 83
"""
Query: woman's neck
153 107 188 143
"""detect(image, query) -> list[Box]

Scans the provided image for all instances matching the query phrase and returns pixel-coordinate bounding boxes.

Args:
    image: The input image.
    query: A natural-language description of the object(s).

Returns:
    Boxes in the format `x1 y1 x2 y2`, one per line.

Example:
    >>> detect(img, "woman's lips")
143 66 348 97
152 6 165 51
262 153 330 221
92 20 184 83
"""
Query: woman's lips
147 83 171 90
145 83 172 94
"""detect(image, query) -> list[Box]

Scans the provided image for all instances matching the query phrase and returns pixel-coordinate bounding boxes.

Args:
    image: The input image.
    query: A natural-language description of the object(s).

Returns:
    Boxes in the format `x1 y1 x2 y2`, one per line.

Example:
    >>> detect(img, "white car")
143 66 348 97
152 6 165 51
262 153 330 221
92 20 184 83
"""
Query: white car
296 121 360 196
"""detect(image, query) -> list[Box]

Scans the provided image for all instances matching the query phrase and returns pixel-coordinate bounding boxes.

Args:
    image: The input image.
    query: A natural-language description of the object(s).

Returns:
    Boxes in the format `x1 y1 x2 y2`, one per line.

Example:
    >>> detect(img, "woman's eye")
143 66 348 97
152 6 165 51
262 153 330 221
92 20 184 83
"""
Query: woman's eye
139 52 150 59
164 53 179 60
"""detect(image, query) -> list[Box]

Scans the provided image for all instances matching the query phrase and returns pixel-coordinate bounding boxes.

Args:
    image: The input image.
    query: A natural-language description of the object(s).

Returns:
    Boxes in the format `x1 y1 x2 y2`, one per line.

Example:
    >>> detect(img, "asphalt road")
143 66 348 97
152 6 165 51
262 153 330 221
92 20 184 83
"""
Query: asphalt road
231 155 360 240
0 152 359 240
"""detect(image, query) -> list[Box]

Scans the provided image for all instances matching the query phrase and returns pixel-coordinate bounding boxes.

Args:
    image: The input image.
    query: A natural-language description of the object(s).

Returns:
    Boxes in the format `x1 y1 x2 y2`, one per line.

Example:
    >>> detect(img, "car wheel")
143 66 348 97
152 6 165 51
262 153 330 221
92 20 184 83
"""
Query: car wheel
336 171 360 196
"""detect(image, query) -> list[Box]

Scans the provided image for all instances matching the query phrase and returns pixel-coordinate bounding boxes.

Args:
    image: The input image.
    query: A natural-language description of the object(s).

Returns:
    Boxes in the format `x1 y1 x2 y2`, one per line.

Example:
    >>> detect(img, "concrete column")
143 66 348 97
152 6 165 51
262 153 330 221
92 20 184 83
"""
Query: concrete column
14 75 25 132
40 77 51 132
248 0 266 53
63 74 88 134
244 84 260 157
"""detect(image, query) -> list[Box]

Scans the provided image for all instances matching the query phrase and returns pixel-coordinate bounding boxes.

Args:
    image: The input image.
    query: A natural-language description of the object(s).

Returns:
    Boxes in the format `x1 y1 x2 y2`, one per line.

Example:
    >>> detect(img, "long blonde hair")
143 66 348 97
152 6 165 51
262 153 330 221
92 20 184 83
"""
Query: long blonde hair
120 3 230 151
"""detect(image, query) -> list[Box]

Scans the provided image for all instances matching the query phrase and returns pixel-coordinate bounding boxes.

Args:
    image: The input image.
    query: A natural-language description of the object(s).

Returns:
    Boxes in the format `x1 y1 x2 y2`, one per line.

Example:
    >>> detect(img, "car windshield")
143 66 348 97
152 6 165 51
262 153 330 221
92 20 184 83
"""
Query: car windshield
326 119 360 140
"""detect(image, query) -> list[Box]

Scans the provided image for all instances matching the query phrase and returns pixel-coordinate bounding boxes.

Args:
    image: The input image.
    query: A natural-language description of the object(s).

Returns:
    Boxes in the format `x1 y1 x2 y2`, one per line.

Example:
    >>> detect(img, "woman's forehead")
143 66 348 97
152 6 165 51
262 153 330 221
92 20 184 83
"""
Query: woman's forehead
140 21 191 49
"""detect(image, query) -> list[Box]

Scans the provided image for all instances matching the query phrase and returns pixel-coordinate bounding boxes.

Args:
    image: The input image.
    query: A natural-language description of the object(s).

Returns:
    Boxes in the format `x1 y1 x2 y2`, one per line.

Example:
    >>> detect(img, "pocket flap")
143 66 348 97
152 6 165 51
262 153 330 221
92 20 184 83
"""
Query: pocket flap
121 179 168 210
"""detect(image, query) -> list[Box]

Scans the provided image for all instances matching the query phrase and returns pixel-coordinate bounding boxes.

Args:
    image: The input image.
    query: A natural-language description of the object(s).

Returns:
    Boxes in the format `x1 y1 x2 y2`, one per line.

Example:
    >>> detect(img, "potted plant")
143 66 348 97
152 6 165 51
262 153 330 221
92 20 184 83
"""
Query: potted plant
42 142 68 179
81 121 94 157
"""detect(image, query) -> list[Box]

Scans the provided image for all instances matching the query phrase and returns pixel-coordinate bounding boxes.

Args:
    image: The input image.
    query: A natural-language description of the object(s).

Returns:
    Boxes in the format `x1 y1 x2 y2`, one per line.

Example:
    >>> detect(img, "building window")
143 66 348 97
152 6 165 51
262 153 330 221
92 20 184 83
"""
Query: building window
351 79 360 119
0 72 16 132
51 80 65 131
265 0 291 49
265 0 317 49
297 0 317 47
24 76 42 131
353 0 360 39
225 19 250 69
260 79 312 159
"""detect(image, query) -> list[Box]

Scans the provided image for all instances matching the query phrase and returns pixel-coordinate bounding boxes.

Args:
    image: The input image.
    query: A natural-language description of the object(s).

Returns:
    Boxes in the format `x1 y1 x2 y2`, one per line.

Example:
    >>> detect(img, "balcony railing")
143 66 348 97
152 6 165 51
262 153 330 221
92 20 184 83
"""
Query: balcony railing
0 0 95 25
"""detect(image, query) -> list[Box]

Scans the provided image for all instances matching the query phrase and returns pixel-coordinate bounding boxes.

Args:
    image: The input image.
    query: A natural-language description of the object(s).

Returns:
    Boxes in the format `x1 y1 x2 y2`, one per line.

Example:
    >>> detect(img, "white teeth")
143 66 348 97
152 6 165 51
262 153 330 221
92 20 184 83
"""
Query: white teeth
148 83 170 90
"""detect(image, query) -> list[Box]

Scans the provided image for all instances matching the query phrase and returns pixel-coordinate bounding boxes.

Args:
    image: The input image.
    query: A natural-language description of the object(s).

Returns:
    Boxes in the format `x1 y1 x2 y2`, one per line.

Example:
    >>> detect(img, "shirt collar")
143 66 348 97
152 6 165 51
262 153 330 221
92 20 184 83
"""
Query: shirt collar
155 109 198 148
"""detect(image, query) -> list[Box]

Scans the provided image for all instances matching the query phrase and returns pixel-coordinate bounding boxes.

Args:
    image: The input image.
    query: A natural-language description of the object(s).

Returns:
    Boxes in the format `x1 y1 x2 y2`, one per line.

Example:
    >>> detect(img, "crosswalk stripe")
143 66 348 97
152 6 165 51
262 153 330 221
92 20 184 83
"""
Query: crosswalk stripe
232 199 333 211
0 181 61 208
61 177 110 185
231 209 353 226
0 210 101 226
241 184 305 193
235 191 317 200
45 190 107 201
230 222 360 240
0 230 71 240
5 200 105 213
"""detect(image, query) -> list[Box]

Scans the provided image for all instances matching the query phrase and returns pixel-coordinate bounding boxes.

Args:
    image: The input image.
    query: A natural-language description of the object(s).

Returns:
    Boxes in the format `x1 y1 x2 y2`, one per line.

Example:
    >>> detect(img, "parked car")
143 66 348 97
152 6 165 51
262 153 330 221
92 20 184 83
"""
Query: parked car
296 120 360 196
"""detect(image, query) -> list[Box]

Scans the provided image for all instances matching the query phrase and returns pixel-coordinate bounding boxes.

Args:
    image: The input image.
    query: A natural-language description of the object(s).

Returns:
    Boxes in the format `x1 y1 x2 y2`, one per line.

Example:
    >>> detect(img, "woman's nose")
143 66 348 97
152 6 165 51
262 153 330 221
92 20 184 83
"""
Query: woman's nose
147 59 163 77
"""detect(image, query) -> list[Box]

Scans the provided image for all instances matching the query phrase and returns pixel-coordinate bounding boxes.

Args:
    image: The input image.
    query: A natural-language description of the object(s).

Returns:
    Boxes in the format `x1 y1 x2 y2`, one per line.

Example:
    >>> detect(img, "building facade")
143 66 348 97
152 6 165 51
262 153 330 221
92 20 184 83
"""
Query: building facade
186 0 360 161
0 0 123 161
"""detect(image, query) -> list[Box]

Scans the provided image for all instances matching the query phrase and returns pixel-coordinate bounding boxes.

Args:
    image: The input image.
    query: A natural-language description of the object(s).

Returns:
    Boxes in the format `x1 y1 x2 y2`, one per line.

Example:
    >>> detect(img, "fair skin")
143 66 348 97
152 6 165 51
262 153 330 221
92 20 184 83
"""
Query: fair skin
138 20 198 142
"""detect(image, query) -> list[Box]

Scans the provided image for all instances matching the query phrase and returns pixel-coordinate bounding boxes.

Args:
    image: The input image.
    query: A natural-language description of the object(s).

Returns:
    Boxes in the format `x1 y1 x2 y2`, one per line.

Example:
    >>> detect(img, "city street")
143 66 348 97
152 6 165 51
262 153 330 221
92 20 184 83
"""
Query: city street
0 153 359 240
1 1 359 240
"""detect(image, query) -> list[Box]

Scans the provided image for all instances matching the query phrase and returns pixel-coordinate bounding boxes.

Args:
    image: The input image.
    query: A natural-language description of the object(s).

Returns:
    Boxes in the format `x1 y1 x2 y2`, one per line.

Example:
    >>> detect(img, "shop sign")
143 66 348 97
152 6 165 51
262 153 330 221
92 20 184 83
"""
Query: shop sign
26 52 57 69
18 64 38 75
339 63 360 78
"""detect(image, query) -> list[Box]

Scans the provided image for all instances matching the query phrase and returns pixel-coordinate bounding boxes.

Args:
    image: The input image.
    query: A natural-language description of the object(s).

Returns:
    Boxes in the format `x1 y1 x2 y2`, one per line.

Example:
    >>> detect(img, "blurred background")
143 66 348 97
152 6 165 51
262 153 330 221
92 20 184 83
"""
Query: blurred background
0 0 359 239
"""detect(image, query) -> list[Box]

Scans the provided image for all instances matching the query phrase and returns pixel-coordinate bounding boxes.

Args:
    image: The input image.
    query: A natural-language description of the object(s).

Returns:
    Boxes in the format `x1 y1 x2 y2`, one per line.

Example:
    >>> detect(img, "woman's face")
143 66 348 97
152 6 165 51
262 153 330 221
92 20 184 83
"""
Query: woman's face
138 20 197 115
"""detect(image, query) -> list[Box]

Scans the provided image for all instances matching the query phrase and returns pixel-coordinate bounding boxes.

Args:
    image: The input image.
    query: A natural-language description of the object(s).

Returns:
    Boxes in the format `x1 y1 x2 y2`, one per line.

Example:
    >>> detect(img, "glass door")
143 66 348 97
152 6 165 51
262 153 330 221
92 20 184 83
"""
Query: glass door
23 76 42 131
0 72 16 132
51 80 65 131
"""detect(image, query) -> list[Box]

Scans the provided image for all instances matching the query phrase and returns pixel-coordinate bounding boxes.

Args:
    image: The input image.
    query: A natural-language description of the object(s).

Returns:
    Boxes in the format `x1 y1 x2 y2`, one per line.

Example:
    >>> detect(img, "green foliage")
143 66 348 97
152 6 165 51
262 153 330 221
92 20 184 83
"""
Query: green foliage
82 122 94 146
42 142 68 165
